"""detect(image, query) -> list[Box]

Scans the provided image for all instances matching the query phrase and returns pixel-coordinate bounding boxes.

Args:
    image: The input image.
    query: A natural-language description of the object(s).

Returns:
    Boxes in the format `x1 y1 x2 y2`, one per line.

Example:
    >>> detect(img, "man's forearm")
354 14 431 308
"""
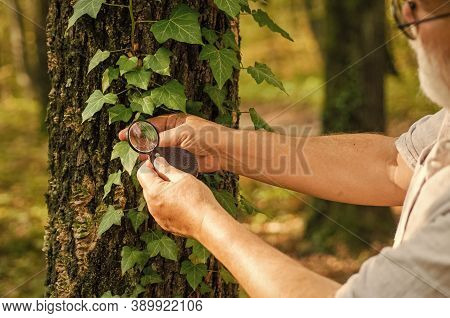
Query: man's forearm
197 205 341 298
219 130 409 206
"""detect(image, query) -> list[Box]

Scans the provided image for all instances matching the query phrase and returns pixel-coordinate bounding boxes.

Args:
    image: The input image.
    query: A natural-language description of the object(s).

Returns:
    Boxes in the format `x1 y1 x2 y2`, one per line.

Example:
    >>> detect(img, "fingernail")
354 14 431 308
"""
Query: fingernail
153 156 167 171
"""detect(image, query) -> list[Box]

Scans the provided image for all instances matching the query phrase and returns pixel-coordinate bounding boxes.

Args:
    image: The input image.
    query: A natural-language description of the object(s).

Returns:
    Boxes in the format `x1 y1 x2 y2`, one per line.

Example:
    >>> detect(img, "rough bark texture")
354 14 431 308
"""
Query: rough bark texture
305 0 396 253
45 0 239 297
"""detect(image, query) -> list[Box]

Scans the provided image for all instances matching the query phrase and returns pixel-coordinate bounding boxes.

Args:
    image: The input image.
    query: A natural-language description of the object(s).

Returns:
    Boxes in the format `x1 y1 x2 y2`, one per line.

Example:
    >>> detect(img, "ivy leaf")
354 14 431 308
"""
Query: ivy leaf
220 266 237 284
199 45 239 89
150 4 203 45
101 291 120 298
151 80 187 112
186 239 210 264
251 9 293 42
67 0 106 31
249 107 274 132
102 67 119 92
214 0 241 17
140 268 163 286
130 285 146 298
222 30 238 51
186 101 203 117
129 92 155 115
124 68 152 90
202 28 219 44
212 189 238 217
180 260 207 291
247 62 286 93
239 195 260 215
116 55 138 75
88 49 110 74
108 104 132 124
216 112 233 127
121 246 150 275
140 229 163 244
145 233 179 261
143 48 172 76
97 205 123 238
103 170 122 199
82 90 118 123
128 210 149 233
204 84 227 114
199 282 213 295
111 141 139 175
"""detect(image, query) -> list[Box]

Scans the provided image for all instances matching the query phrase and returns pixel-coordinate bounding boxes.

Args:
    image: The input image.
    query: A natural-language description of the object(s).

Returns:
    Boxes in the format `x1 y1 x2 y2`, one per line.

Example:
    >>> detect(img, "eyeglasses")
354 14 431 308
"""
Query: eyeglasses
392 0 450 40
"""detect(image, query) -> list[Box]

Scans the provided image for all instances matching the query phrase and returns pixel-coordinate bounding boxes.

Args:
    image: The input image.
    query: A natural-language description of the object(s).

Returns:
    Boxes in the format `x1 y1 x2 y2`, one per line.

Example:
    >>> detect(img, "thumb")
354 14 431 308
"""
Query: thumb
153 156 187 183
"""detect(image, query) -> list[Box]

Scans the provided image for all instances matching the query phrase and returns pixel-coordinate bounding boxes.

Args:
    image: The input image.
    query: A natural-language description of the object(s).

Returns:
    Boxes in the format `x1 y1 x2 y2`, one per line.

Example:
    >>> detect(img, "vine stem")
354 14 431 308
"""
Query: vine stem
136 20 157 24
129 0 136 50
104 3 128 8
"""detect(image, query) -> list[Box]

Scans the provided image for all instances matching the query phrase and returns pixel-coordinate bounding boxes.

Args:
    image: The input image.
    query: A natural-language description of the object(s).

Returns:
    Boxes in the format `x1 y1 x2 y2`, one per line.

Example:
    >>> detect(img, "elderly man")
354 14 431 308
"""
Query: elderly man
120 0 450 297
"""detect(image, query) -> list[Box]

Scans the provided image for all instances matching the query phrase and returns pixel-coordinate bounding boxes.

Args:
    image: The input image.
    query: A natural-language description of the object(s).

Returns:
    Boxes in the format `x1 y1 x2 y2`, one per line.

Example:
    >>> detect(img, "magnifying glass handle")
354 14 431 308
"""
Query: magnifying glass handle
151 147 199 177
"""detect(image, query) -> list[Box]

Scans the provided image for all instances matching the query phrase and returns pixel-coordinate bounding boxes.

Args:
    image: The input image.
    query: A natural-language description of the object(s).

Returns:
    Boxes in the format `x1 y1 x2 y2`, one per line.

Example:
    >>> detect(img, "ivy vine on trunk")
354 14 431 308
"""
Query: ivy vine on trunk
45 0 291 297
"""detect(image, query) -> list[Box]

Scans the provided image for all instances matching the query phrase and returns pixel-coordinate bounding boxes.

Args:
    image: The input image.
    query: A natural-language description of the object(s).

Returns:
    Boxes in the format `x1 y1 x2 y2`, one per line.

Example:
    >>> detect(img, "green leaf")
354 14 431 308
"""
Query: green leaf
150 4 203 45
204 84 227 114
67 0 106 31
140 270 163 286
212 189 238 217
247 62 286 93
186 101 203 117
111 141 139 175
214 0 241 17
108 104 132 124
146 235 179 261
199 45 239 89
220 266 237 284
216 112 232 127
129 92 155 115
88 49 110 74
116 55 138 75
180 260 207 291
103 170 122 199
151 80 187 112
102 67 119 92
130 285 146 298
97 205 123 238
186 239 210 264
143 48 172 76
82 90 118 123
121 246 150 275
140 229 163 244
239 195 260 215
251 9 293 42
199 282 213 295
128 210 149 233
249 107 274 132
202 28 219 44
101 291 120 298
124 68 152 90
222 30 238 51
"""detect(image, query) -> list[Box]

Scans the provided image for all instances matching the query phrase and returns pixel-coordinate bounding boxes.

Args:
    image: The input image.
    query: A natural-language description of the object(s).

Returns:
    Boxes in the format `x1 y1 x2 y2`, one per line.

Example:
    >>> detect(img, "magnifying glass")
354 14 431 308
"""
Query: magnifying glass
127 120 199 177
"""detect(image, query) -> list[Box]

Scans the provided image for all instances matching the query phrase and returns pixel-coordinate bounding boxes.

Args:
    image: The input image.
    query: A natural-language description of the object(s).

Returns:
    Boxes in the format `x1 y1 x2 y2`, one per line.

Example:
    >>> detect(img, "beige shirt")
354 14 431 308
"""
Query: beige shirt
336 109 450 297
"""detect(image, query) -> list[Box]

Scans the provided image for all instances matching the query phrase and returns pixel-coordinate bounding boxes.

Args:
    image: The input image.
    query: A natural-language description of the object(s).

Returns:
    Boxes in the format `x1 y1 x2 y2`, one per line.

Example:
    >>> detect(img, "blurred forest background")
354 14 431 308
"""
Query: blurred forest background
0 0 439 297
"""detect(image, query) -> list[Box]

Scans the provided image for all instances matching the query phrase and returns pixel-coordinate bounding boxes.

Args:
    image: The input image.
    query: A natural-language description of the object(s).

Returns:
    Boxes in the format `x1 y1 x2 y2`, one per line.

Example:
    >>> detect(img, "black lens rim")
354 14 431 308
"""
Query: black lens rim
127 120 160 154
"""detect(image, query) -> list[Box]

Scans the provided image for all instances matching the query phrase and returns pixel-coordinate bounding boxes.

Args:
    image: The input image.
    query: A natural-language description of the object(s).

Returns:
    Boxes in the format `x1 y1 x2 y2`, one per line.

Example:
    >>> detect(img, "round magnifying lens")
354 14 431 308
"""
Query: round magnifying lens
128 121 159 154
127 120 199 177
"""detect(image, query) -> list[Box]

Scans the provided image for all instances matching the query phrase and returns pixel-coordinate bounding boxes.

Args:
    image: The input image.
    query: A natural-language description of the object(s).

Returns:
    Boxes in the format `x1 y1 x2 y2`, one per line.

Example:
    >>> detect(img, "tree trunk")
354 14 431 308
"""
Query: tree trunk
45 0 239 298
305 0 396 253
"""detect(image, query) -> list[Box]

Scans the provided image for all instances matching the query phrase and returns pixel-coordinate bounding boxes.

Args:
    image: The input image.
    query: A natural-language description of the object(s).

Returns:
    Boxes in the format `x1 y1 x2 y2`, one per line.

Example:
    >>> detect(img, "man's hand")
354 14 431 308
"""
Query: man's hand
137 156 224 238
119 114 232 172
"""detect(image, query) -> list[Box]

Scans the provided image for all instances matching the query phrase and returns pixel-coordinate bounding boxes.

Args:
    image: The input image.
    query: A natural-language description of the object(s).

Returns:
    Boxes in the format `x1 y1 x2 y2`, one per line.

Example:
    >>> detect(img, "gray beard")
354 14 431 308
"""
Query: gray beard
410 40 450 109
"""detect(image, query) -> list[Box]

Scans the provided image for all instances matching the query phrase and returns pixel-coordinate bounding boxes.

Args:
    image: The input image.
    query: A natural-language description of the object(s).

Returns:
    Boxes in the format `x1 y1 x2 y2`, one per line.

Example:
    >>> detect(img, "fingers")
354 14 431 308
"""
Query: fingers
158 126 184 148
153 156 187 183
137 160 166 192
118 114 187 141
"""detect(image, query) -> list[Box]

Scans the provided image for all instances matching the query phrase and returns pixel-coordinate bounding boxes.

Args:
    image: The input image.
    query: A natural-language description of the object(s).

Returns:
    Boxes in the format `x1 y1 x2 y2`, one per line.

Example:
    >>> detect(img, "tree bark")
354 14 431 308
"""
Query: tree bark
45 0 239 297
305 0 396 253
